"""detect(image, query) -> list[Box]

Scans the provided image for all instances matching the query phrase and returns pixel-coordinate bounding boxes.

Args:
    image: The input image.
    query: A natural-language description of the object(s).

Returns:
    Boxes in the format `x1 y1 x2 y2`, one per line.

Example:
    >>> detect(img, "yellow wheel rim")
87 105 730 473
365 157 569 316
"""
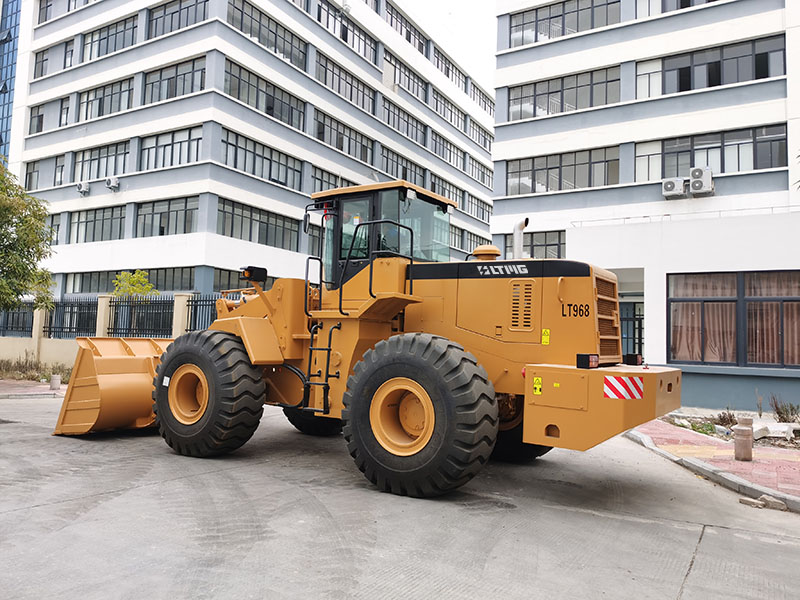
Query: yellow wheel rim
369 377 435 456
168 364 209 425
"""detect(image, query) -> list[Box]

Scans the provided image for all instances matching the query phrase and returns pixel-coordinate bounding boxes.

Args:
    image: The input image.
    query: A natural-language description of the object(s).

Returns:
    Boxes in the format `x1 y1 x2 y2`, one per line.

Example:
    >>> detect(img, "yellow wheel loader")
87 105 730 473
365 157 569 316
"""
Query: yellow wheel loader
54 181 681 497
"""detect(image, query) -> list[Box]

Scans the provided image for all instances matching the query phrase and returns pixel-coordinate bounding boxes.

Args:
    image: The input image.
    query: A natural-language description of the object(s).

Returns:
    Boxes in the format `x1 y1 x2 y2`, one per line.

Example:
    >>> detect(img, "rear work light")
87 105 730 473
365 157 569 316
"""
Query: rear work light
576 354 599 369
623 354 643 366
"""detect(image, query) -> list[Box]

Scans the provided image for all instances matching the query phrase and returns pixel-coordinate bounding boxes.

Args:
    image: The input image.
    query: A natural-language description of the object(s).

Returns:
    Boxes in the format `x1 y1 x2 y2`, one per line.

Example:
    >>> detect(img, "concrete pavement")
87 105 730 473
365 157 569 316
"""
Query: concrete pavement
1 395 799 599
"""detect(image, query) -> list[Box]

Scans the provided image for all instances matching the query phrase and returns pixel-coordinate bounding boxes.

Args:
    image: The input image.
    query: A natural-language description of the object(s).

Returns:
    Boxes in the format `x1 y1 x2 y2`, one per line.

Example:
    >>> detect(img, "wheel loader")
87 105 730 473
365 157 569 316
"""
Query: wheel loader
54 180 681 497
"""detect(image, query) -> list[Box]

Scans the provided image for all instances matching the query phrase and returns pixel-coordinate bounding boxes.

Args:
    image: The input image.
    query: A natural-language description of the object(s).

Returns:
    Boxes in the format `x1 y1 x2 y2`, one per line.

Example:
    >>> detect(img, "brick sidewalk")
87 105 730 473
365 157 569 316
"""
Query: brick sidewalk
637 419 800 499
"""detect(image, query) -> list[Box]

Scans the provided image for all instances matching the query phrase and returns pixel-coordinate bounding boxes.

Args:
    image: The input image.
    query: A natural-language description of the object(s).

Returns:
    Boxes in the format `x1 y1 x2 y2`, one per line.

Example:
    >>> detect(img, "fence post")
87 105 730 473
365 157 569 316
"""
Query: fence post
172 293 192 339
96 295 112 336
32 309 47 362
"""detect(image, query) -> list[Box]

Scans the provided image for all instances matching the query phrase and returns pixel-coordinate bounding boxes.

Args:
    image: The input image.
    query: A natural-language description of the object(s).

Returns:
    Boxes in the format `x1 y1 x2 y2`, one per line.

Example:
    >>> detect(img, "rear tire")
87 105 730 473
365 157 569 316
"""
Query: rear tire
153 330 265 457
283 408 342 436
342 333 498 497
492 423 552 463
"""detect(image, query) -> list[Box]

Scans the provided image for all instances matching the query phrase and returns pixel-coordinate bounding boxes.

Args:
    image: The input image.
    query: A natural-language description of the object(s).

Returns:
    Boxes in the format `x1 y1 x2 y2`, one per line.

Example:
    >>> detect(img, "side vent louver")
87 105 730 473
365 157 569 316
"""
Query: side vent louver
510 281 534 330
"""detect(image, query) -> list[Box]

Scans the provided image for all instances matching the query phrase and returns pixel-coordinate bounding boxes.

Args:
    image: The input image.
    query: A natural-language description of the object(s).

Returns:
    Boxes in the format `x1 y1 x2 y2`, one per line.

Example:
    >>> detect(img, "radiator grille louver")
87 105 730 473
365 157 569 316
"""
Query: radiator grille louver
595 276 622 363
510 282 534 330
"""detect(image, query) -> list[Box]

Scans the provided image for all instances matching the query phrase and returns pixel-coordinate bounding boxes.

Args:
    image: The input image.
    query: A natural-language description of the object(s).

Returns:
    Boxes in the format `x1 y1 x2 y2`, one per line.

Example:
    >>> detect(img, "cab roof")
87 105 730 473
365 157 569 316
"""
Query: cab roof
310 180 457 209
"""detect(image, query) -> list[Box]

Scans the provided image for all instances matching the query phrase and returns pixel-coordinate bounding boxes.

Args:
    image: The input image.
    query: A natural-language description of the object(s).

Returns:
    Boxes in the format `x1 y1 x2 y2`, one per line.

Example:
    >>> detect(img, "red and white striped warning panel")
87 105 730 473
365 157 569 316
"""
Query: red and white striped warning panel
603 376 644 400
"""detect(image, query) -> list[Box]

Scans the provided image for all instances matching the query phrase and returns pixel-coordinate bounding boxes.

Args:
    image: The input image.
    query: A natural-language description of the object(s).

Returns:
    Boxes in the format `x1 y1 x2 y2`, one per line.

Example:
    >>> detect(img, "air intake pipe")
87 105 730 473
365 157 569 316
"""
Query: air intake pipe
512 217 529 259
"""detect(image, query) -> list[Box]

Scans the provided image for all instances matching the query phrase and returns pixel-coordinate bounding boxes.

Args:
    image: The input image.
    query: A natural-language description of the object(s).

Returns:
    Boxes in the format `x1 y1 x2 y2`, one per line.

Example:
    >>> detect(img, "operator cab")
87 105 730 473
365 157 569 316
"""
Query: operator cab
307 181 455 289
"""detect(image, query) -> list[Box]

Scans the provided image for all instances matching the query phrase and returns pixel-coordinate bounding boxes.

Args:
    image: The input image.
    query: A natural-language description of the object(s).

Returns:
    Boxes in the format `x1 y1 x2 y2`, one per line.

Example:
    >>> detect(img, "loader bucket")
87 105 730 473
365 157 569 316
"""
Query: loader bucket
53 337 173 435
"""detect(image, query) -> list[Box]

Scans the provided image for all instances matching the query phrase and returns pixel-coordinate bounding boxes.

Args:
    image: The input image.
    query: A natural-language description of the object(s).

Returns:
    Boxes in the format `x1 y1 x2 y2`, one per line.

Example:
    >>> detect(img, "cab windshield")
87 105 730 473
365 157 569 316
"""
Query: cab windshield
378 189 450 263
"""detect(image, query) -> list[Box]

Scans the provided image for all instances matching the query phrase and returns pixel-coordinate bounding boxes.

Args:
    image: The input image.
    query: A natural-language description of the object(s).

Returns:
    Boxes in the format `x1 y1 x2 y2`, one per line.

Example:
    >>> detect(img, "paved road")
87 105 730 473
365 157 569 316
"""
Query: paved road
1 397 799 600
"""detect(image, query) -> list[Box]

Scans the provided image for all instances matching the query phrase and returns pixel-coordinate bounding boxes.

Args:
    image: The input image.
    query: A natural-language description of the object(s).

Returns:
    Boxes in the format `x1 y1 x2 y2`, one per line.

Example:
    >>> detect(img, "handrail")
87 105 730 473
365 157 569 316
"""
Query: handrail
337 219 415 316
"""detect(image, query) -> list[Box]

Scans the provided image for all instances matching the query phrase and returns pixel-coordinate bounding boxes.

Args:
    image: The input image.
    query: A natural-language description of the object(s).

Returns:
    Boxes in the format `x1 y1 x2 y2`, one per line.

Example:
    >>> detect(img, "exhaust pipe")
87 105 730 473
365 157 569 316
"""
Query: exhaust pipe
512 217 529 259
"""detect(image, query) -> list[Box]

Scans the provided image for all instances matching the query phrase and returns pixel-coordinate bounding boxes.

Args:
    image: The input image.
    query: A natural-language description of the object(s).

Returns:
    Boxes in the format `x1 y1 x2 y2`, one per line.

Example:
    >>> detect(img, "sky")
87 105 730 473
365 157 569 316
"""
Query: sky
398 0 498 91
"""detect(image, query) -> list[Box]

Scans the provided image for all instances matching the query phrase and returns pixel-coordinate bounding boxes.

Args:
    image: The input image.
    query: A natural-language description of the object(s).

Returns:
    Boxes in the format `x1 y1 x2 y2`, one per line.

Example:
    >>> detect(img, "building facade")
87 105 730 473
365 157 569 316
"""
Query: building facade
0 0 20 158
11 0 494 296
493 0 800 409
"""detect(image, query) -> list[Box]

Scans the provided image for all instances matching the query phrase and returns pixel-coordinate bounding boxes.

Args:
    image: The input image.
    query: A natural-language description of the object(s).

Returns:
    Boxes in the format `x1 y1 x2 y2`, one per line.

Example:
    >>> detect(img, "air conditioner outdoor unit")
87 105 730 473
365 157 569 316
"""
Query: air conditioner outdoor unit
689 167 714 196
661 178 685 199
76 181 90 195
105 176 120 190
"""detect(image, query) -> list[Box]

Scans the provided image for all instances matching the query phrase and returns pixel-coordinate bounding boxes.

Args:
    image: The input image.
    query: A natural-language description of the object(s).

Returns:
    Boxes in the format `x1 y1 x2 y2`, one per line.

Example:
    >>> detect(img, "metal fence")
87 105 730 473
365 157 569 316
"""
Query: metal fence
186 293 221 332
108 296 174 338
43 298 98 339
0 303 35 337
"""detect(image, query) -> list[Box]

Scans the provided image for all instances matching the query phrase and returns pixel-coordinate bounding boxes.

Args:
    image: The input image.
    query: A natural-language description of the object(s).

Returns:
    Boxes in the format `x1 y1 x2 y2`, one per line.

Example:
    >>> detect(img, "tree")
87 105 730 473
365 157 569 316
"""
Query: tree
112 270 160 298
0 161 53 311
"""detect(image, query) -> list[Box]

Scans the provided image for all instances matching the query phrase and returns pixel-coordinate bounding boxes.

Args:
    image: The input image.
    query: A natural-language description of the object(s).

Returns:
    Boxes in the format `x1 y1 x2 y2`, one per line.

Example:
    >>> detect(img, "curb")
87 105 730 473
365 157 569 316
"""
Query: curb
0 393 62 399
624 429 800 514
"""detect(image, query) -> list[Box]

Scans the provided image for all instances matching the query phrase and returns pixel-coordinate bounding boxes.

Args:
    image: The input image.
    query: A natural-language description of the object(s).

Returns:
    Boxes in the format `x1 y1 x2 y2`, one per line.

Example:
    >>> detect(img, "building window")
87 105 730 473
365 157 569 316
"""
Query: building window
140 127 202 171
217 198 299 251
431 89 465 131
227 0 307 69
668 271 800 368
309 223 322 258
221 129 302 190
34 50 48 79
64 40 74 69
450 225 463 250
461 194 492 223
464 231 491 253
635 0 660 17
661 125 787 178
312 166 355 193
385 2 427 54
509 67 620 121
663 0 725 13
38 0 53 24
381 147 424 187
78 78 134 121
74 142 129 181
224 60 304 130
429 174 462 205
504 231 565 259
431 131 462 170
636 59 662 99
314 110 373 164
384 51 427 102
144 57 205 104
29 105 44 134
635 141 662 182
25 162 39 191
317 0 376 64
382 98 426 146
470 85 495 117
148 0 208 39
68 0 95 11
69 206 126 243
213 268 273 293
83 16 138 61
640 36 786 98
54 155 65 186
59 97 70 127
468 156 493 189
136 197 199 237
47 214 60 245
432 48 466 92
506 147 620 195
315 53 375 113
510 0 621 48
65 268 194 293
468 121 492 152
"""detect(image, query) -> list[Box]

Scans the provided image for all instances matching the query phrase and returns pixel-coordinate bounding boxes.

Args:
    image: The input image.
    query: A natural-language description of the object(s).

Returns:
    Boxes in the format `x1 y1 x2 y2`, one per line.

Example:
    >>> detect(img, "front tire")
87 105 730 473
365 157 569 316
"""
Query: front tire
283 408 342 436
342 333 498 497
153 330 265 457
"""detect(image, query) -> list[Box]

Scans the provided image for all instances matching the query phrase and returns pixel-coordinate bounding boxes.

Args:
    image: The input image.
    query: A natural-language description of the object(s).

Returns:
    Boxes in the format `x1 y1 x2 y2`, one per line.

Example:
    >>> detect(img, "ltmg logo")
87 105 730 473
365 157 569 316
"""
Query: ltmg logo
476 263 529 276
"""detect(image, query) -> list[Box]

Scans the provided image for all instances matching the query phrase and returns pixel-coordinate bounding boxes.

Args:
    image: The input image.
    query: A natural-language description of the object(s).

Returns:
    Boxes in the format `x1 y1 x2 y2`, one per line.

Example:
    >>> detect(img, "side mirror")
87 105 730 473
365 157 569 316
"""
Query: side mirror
303 212 310 234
